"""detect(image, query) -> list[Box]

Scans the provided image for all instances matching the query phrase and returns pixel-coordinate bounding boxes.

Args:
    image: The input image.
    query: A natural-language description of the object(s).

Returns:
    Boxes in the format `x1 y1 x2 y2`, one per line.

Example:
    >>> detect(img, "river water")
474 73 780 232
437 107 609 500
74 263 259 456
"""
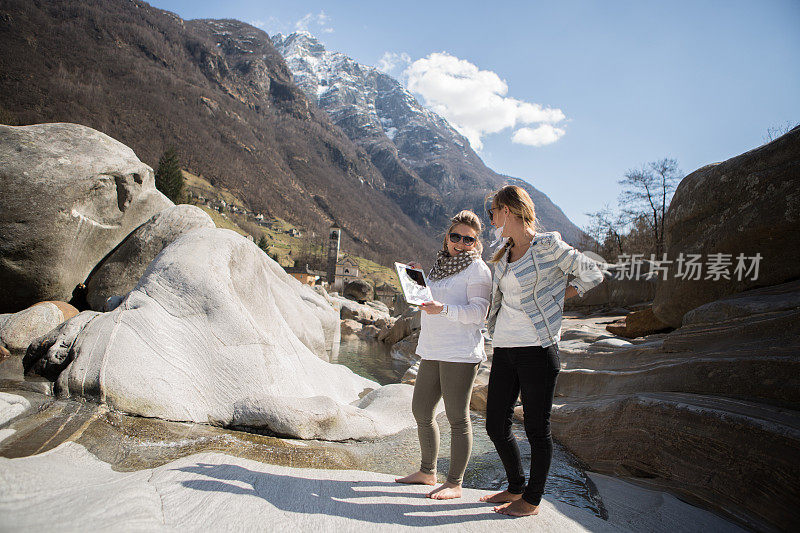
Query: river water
336 338 606 518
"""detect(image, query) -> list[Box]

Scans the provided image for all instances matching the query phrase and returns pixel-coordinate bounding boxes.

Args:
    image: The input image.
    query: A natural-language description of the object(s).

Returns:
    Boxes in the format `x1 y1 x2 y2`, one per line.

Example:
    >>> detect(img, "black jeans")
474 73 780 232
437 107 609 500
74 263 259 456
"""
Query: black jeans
485 344 560 506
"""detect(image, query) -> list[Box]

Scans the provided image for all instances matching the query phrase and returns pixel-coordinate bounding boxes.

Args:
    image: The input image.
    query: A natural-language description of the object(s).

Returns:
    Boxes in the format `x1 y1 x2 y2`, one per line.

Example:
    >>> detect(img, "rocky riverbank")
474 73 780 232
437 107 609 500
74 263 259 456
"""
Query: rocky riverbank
3 122 797 531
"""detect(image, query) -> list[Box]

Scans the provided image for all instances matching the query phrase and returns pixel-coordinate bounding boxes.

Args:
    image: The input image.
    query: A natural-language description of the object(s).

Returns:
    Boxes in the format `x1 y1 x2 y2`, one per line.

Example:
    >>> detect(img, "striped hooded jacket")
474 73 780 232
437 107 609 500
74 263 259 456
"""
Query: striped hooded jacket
487 231 604 347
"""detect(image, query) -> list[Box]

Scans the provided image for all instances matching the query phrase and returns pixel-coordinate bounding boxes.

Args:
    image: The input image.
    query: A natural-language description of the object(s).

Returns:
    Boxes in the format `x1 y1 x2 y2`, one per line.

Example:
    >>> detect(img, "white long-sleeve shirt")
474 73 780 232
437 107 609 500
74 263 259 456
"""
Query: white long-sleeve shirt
415 259 492 363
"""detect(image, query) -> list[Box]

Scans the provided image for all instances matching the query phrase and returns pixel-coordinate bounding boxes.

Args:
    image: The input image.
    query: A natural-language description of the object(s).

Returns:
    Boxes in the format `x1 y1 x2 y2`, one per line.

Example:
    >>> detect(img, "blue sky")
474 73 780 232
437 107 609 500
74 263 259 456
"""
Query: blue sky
152 0 799 230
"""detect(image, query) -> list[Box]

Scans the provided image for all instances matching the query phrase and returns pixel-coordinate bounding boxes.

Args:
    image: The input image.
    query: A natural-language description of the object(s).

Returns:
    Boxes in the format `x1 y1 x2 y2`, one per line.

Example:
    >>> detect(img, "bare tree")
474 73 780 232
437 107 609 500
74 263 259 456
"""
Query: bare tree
765 121 799 143
583 204 626 256
618 158 682 256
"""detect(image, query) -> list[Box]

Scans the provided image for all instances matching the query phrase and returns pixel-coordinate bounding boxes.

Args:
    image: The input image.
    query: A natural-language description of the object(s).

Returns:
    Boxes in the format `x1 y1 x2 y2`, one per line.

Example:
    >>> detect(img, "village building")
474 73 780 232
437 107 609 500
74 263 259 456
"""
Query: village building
374 282 398 308
284 264 326 286
332 254 359 292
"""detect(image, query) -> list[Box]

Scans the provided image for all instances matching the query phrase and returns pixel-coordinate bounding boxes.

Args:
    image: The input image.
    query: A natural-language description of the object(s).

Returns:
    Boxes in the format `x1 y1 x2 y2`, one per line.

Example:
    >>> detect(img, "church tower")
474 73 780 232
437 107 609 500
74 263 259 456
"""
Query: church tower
327 226 341 285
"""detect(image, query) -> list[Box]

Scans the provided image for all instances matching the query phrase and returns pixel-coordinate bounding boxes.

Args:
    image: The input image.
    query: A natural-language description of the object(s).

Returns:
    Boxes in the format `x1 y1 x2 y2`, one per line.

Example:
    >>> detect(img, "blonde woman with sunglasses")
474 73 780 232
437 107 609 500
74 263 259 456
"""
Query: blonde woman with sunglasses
480 185 604 517
395 210 492 500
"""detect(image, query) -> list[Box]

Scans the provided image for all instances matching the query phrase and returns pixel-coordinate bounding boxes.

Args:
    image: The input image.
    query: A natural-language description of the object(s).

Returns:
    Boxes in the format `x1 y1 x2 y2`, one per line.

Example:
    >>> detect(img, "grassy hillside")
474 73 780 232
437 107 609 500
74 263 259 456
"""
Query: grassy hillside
183 170 400 291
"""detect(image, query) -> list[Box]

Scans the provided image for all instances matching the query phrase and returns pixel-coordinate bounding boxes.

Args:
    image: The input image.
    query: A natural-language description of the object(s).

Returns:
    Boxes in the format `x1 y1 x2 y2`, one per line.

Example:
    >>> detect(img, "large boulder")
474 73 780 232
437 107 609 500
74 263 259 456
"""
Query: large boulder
379 310 420 345
85 205 215 310
23 228 412 441
343 279 373 303
0 301 78 352
653 127 800 327
566 265 657 311
340 319 363 339
0 123 173 313
605 307 672 339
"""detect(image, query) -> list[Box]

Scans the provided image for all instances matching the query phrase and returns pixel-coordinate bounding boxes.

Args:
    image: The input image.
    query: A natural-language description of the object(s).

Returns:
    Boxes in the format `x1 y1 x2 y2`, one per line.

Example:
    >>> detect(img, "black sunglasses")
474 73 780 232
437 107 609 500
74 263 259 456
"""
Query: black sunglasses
449 232 477 246
487 207 497 221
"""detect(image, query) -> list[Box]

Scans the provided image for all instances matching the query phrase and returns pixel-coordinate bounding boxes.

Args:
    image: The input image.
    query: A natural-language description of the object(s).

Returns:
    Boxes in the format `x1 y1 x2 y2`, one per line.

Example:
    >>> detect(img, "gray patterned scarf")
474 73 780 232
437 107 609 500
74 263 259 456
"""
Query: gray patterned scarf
428 249 481 281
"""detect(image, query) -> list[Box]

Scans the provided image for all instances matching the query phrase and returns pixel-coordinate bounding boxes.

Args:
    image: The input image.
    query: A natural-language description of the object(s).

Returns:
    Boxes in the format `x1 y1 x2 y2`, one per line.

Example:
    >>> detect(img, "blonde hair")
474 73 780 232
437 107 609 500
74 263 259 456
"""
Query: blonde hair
486 185 542 263
443 210 483 254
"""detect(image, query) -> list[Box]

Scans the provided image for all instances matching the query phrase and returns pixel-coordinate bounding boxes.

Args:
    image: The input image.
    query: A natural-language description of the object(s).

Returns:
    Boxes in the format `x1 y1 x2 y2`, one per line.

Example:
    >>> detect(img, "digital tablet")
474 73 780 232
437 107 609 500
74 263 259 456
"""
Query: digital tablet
394 262 433 306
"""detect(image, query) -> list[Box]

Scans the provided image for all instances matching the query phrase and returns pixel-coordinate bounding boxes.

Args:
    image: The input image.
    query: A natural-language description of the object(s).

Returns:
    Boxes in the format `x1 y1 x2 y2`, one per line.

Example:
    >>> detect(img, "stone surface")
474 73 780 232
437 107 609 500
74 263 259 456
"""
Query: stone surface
24 311 101 381
605 308 671 339
652 127 800 328
41 301 80 322
0 441 744 532
586 473 746 533
358 324 381 339
380 311 420 345
341 319 364 338
681 278 800 326
389 331 420 372
366 300 390 314
552 283 800 531
343 279 373 303
22 228 412 441
233 384 419 441
374 316 393 331
0 392 31 426
566 268 656 310
0 302 66 352
585 338 634 352
552 393 799 532
333 295 390 325
0 123 173 312
85 204 215 310
468 363 492 413
400 361 418 385
294 281 342 362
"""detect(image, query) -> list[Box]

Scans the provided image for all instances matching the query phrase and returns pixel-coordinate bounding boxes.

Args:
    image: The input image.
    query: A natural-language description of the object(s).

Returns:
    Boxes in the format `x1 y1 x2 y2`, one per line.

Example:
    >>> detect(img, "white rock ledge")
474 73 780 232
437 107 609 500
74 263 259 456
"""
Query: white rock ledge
0 442 745 532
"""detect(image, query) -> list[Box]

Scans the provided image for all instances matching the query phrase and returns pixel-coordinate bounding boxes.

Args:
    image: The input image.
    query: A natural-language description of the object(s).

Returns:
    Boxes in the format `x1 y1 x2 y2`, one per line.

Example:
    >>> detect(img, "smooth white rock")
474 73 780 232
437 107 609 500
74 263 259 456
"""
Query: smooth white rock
0 442 745 532
0 392 32 426
0 303 63 352
28 229 411 441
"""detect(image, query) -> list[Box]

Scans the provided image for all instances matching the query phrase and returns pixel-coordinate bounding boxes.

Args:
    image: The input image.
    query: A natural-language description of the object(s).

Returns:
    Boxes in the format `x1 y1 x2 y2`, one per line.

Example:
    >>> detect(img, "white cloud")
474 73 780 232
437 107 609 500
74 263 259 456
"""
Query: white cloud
403 52 566 150
295 11 333 34
512 124 566 147
249 16 291 35
375 52 411 75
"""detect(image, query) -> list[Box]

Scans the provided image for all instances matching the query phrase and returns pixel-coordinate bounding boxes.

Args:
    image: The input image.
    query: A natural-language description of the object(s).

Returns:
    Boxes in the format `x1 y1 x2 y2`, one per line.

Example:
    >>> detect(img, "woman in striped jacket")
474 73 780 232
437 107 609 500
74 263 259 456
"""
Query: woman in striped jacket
480 185 604 517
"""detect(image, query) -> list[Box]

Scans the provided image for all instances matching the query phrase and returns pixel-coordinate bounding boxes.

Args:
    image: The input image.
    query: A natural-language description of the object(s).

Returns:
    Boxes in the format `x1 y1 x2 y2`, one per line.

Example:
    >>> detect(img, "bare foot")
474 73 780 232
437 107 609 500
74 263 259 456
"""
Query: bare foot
479 490 522 503
394 470 436 485
427 482 462 500
494 498 540 516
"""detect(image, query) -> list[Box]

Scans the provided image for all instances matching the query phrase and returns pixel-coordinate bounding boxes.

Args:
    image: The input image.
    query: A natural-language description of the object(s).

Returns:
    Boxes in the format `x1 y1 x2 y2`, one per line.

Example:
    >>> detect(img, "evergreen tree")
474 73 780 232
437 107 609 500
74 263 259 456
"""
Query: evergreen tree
257 235 269 253
155 147 184 203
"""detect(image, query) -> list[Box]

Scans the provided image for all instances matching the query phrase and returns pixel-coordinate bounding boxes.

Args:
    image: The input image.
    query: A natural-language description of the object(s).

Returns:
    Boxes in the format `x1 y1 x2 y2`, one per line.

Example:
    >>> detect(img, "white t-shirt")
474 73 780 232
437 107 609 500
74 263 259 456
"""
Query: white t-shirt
492 269 542 347
415 259 492 363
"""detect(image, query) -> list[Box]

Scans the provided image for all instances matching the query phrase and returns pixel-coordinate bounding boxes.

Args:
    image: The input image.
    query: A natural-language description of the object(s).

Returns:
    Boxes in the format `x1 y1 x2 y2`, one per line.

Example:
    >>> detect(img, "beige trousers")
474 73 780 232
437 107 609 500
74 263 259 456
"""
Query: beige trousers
412 358 480 484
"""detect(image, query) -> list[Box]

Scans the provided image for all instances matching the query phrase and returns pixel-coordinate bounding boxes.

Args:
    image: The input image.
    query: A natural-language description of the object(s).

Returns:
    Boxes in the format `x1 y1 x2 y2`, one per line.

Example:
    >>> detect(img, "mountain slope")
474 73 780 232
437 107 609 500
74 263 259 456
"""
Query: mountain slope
272 31 586 245
0 0 438 263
